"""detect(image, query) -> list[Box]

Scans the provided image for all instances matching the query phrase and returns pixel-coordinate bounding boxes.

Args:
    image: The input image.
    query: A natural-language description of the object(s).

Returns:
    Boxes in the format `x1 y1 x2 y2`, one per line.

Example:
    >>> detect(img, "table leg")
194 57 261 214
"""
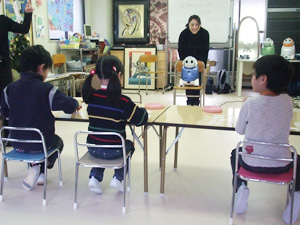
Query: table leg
160 125 168 194
174 127 179 170
144 125 148 194
4 161 8 177
159 125 162 168
236 61 243 97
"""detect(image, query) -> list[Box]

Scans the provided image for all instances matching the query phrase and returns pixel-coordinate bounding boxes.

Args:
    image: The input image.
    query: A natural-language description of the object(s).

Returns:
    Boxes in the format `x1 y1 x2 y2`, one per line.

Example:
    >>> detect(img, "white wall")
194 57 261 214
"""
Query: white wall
85 0 112 44
32 2 58 56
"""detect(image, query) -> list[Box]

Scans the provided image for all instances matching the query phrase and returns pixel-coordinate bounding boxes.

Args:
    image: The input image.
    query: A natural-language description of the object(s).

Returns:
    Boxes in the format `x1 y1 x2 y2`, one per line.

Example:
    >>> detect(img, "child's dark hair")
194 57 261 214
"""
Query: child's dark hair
186 15 201 28
82 55 123 103
253 55 294 94
20 45 52 73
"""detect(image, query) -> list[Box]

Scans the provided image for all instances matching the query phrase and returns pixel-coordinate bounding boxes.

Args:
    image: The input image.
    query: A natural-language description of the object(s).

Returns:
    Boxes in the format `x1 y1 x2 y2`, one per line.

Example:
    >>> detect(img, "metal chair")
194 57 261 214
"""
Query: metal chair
138 54 166 95
51 54 73 96
73 131 131 213
173 60 205 106
0 126 63 206
229 140 297 225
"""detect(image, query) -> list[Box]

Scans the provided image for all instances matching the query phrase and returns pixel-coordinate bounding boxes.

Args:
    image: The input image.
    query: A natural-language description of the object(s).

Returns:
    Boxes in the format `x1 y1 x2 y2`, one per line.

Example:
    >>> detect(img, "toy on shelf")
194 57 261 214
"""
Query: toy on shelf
281 37 295 60
59 33 81 49
179 56 199 87
261 38 275 56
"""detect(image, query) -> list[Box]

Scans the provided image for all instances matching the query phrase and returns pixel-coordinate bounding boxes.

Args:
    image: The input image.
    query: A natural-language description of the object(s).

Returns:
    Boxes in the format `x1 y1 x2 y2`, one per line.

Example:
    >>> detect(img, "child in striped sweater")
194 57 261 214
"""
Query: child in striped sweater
82 55 148 193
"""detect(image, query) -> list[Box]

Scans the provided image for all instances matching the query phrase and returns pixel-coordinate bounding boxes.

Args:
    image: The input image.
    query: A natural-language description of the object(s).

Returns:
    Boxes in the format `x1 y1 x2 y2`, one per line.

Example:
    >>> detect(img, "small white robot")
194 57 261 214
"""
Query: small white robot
261 38 275 56
179 56 199 87
281 37 295 60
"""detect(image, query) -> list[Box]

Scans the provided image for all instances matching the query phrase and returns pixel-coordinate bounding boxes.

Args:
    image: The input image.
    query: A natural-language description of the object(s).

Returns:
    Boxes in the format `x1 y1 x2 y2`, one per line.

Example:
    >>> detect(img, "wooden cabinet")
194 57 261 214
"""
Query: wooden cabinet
110 50 167 89
156 51 167 89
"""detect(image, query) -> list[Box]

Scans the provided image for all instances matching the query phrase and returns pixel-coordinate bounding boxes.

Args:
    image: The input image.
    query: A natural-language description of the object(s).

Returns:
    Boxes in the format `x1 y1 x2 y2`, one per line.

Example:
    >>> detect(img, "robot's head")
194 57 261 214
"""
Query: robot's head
263 38 274 47
183 56 197 69
283 38 294 47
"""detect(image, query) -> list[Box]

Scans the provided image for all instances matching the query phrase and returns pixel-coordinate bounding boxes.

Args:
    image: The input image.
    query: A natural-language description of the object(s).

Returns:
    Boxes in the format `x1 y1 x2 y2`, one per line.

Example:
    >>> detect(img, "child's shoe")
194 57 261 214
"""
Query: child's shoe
283 191 300 224
23 165 40 191
110 177 124 192
88 176 102 194
234 182 250 214
37 173 45 185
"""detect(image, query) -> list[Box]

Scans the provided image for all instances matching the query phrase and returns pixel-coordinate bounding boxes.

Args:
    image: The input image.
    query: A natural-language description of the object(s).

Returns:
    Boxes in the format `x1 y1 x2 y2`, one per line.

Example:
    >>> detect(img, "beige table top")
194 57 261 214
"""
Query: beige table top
153 105 300 134
53 98 169 124
45 73 72 83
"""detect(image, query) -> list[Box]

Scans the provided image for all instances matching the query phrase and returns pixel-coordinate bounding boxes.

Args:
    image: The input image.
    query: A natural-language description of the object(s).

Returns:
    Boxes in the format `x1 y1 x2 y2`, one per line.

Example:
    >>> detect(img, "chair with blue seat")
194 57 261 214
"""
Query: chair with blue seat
0 126 63 206
73 131 131 213
229 140 297 225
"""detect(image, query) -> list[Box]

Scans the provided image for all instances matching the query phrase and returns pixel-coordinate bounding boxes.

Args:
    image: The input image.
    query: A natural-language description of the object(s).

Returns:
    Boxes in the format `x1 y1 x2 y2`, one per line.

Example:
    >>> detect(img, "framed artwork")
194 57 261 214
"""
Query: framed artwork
4 0 33 44
124 47 156 90
113 0 150 45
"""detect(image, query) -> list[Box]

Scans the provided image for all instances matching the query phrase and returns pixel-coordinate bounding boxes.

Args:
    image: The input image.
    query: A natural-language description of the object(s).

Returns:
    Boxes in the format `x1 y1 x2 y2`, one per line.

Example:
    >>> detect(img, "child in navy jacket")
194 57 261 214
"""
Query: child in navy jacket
0 45 81 190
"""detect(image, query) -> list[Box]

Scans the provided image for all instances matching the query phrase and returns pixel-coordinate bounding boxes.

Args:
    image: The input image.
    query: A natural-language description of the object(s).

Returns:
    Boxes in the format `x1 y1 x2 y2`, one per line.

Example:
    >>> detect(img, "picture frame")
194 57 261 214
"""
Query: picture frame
113 0 150 45
124 47 156 90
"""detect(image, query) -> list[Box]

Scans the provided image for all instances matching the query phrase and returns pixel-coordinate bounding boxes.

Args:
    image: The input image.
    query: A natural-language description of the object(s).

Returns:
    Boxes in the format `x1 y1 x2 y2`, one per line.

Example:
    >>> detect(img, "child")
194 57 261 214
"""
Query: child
230 55 300 224
0 45 81 191
82 55 148 193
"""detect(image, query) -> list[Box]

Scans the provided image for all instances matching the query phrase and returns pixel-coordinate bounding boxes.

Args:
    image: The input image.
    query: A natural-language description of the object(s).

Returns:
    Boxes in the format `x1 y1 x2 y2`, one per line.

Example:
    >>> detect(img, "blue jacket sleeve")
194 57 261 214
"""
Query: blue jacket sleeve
50 87 79 114
0 89 9 118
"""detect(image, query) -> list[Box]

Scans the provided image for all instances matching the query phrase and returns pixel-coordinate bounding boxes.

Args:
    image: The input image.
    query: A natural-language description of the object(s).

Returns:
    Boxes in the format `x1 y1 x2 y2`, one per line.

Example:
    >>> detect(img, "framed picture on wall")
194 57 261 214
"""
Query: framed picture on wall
113 0 150 45
124 47 156 90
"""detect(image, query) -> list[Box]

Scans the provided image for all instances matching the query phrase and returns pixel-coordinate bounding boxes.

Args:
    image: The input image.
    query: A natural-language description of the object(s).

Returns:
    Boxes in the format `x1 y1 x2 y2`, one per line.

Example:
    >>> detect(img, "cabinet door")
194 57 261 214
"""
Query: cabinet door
156 51 167 88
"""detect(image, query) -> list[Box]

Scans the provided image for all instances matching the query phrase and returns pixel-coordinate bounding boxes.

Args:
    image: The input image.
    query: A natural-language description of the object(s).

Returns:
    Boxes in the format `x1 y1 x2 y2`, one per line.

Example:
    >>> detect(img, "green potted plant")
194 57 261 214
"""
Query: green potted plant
9 34 30 73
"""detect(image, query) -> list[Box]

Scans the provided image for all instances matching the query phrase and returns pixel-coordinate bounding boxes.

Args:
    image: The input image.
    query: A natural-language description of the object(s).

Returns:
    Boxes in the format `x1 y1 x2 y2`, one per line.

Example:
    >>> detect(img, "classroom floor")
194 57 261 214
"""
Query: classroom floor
1 88 300 225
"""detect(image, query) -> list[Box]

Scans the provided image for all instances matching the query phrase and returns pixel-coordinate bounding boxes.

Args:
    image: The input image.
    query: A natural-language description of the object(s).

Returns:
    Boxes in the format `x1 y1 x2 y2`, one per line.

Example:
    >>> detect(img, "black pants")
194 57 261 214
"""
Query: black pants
230 147 300 191
185 72 201 106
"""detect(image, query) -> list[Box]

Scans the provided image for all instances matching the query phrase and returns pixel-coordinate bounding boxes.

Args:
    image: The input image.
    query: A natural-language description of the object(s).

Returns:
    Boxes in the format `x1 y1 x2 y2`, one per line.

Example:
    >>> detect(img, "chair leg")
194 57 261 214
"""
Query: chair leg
289 182 296 225
74 163 79 209
229 173 238 225
57 151 63 186
0 158 5 201
43 160 47 206
127 155 131 192
173 89 176 105
122 164 127 213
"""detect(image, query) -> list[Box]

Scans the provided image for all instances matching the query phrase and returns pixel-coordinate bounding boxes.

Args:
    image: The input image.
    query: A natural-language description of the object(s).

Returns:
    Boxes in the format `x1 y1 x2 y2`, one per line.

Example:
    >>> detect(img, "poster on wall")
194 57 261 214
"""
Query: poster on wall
5 0 27 23
35 14 45 38
47 0 73 31
124 47 156 90
4 0 32 43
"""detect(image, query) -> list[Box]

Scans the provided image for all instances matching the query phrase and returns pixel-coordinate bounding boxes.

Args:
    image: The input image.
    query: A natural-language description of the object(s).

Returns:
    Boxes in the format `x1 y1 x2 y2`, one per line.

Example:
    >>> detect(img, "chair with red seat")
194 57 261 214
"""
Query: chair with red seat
229 140 297 225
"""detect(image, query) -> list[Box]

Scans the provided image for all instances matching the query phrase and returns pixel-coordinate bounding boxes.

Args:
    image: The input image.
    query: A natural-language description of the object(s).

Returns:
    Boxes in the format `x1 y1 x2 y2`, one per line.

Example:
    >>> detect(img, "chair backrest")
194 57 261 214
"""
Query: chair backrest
52 54 67 74
139 54 158 63
235 140 297 182
74 131 127 166
0 126 48 157
174 60 205 85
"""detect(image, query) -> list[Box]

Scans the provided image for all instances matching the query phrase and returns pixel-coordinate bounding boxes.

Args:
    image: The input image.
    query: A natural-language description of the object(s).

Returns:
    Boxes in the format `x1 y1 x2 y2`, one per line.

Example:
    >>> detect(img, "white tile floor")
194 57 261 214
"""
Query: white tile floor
1 89 300 225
